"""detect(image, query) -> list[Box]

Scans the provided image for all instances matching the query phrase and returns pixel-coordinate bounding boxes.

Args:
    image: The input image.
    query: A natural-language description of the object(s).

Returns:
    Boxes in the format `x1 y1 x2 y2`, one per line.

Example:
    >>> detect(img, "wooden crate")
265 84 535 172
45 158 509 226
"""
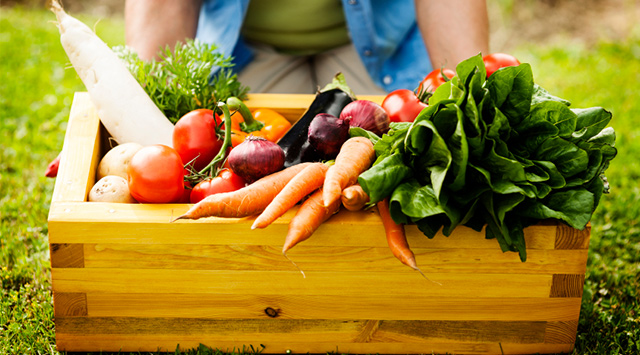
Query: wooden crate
48 92 590 354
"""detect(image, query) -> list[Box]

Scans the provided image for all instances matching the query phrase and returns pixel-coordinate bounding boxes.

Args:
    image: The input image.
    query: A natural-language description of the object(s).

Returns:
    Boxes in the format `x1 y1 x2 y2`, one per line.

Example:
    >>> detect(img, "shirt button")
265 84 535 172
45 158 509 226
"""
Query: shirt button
383 75 393 85
363 49 372 56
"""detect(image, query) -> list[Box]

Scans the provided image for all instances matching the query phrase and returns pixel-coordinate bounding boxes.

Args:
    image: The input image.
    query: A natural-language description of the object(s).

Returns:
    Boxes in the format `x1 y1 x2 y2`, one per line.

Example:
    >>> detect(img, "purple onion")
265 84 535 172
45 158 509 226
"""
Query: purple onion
308 113 351 160
228 135 285 182
339 100 390 136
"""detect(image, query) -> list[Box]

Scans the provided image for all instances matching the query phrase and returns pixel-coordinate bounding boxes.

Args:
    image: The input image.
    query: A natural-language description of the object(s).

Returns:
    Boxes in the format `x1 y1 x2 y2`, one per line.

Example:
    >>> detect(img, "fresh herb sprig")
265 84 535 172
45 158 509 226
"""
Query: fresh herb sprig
114 39 249 124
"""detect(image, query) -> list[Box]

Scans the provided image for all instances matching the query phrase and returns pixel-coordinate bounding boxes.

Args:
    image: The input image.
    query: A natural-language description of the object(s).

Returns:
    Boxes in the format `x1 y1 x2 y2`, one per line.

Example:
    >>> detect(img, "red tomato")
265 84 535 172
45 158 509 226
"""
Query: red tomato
483 53 521 77
418 68 456 93
127 145 185 203
173 109 223 171
190 169 246 203
381 89 428 123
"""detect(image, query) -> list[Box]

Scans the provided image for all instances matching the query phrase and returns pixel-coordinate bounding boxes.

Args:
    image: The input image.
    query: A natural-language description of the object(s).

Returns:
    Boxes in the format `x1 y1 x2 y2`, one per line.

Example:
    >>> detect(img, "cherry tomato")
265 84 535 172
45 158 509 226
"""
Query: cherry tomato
173 109 224 171
381 89 428 123
418 68 456 93
127 145 185 203
189 169 246 203
483 53 521 77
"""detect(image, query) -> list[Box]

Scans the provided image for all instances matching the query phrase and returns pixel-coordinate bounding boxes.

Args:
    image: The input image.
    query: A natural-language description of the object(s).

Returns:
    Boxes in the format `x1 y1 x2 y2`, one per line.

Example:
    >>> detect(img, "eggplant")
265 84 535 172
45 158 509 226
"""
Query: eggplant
278 88 353 167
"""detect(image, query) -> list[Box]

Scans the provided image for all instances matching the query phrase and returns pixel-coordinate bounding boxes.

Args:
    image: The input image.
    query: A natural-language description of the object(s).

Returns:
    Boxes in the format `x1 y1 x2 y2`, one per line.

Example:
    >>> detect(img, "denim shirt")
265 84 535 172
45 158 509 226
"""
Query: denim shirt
196 0 432 92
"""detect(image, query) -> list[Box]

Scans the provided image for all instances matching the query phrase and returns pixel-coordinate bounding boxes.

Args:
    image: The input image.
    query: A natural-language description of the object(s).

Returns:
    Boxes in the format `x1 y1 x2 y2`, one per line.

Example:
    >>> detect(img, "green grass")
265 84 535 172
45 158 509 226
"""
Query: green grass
1 5 639 355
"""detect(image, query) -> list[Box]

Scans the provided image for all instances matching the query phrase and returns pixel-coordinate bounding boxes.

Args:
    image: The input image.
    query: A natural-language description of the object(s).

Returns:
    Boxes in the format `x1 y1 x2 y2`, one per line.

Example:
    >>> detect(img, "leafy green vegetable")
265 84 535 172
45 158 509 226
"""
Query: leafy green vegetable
358 54 617 261
114 39 249 124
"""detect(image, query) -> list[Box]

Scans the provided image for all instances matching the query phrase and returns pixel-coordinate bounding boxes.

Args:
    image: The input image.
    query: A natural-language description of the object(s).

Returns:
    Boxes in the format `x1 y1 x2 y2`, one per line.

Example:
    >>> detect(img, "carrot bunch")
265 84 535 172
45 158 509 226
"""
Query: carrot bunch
175 136 430 279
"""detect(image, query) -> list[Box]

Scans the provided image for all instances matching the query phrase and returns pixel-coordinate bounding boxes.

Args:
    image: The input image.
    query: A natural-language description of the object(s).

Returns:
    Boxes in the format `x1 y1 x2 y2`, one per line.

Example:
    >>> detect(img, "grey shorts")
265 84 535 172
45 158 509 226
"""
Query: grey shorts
237 43 388 95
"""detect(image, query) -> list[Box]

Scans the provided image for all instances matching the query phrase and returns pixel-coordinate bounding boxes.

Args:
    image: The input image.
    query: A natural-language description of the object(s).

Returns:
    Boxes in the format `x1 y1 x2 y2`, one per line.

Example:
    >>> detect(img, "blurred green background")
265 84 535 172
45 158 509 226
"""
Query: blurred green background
1 1 638 354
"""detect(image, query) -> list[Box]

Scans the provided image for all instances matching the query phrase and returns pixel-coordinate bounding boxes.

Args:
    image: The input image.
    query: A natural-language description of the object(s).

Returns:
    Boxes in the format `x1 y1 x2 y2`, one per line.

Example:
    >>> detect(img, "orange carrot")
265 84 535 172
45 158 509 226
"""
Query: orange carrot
377 198 417 269
251 162 329 229
340 184 370 211
283 188 341 255
174 163 312 221
322 136 375 207
377 198 440 285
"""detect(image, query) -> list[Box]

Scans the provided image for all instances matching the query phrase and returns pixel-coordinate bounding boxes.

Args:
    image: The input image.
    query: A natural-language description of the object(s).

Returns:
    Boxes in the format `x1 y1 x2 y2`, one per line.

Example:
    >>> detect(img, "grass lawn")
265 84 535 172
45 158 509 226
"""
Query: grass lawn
1 5 639 355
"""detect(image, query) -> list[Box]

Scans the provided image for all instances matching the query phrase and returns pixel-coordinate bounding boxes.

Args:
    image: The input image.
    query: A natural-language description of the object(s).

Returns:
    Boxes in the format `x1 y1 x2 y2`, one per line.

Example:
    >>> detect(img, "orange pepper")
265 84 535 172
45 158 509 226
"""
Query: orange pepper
227 98 292 147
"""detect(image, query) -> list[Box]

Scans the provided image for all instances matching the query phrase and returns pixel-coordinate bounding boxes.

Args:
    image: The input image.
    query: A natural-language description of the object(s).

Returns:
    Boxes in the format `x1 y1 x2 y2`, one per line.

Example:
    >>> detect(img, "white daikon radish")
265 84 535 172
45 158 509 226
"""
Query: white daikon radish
50 0 174 147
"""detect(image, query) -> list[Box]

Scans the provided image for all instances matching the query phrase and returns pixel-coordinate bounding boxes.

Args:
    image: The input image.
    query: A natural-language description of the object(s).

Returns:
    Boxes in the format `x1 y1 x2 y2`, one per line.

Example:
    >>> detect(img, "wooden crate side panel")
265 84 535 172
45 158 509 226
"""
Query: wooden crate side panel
79 243 587 274
53 319 577 354
82 293 582 322
50 92 101 204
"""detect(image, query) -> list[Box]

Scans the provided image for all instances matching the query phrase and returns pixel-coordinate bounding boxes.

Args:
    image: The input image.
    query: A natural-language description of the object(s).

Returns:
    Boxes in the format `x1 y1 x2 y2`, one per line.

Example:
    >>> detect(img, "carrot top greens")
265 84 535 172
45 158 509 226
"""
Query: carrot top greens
114 39 249 124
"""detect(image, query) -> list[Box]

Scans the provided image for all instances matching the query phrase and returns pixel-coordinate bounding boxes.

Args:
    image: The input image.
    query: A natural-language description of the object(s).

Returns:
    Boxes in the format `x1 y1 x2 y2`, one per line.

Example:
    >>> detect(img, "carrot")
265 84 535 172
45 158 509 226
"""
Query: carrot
251 162 329 230
341 184 370 211
50 0 174 147
322 137 375 207
282 188 341 276
174 163 312 221
377 198 440 284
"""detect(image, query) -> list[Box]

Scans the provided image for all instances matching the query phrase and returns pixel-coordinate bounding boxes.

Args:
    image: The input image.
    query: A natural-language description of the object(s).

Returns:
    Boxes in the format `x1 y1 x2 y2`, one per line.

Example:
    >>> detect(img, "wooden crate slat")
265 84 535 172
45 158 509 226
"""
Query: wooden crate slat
48 204 558 250
50 243 85 268
50 268 554 298
50 92 101 204
53 333 576 354
78 243 588 274
53 293 87 317
83 293 582 321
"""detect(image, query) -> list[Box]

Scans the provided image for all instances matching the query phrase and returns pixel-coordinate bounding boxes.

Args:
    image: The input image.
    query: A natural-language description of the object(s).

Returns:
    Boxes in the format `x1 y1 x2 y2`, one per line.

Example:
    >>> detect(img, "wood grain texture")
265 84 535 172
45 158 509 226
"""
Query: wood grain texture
53 318 577 354
53 317 570 343
545 320 579 344
51 268 553 298
55 336 576 355
83 293 582 321
80 243 588 274
550 274 586 298
53 293 87 317
50 92 101 204
555 223 591 250
50 243 84 268
48 203 558 250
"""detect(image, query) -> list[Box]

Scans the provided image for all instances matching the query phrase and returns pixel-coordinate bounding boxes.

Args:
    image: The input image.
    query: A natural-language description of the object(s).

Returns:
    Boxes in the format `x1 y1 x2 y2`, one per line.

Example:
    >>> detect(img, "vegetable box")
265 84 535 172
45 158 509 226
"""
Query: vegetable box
48 92 590 355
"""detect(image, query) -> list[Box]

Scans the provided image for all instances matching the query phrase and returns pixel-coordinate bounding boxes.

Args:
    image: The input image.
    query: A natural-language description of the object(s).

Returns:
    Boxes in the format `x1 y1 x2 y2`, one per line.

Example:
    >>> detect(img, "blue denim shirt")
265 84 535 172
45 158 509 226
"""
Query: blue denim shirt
196 0 432 92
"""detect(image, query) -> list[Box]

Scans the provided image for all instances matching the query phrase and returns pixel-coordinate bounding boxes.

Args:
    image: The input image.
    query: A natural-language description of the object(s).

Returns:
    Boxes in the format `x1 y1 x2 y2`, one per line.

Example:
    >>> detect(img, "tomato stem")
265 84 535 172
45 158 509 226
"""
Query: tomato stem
195 102 234 177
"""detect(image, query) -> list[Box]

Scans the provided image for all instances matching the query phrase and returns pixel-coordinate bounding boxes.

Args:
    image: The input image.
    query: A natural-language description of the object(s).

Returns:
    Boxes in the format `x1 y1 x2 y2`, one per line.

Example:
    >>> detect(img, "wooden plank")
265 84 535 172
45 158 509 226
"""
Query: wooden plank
50 243 84 268
48 203 558 250
54 317 550 343
555 223 591 249
81 243 588 274
545 320 579 344
549 274 586 298
50 268 553 298
53 293 87 317
50 92 101 204
84 293 582 321
55 335 576 355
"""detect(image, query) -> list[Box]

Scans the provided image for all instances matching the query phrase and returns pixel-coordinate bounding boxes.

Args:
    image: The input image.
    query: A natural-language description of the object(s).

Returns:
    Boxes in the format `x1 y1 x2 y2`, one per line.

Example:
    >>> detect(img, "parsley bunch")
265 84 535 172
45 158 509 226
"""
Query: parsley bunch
115 39 249 124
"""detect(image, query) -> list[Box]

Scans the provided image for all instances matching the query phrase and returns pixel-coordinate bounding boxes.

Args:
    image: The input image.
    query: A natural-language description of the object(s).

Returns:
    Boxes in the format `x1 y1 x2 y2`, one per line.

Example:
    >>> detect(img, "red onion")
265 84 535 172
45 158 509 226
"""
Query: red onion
308 113 351 160
228 135 285 182
339 100 390 136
